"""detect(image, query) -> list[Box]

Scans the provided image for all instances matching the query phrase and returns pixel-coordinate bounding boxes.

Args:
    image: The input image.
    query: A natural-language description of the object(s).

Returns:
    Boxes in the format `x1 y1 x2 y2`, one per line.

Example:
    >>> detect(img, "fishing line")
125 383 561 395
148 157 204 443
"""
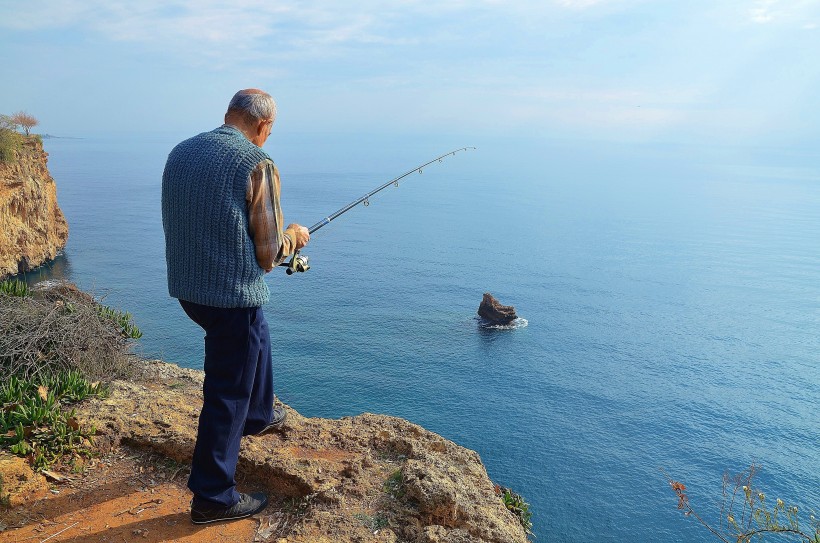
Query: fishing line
279 147 475 275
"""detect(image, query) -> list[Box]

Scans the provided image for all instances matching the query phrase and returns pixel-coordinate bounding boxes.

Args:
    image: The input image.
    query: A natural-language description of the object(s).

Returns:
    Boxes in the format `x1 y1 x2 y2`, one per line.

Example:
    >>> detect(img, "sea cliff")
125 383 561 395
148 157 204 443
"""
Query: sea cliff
0 137 68 278
70 359 530 542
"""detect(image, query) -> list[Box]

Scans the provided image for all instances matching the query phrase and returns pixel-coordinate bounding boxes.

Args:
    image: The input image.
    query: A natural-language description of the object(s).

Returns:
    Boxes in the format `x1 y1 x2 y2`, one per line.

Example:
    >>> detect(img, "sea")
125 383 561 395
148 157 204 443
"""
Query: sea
21 131 819 542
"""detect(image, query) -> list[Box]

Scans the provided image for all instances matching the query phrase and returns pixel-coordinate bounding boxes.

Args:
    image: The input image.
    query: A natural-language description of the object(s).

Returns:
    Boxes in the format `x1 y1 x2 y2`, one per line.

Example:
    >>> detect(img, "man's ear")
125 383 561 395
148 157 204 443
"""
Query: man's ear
255 119 267 137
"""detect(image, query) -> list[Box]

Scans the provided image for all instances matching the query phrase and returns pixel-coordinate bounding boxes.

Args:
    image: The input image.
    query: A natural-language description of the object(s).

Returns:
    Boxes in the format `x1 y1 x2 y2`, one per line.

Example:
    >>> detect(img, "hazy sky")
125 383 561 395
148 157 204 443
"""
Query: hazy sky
2 1 819 145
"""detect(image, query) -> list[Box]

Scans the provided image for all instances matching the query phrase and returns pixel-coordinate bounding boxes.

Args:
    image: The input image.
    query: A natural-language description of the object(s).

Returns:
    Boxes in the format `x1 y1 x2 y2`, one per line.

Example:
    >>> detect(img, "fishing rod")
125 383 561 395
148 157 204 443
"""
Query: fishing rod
279 147 475 275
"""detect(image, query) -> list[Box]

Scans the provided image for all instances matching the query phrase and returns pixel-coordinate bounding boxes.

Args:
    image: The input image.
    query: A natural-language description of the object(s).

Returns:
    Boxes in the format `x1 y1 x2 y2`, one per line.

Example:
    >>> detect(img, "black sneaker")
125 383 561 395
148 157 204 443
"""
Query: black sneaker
190 492 268 524
255 405 287 435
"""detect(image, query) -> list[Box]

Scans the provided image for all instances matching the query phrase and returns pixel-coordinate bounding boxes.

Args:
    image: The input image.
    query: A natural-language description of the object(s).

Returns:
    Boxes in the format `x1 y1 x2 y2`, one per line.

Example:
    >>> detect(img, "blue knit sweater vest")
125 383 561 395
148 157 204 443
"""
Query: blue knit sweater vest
162 125 271 308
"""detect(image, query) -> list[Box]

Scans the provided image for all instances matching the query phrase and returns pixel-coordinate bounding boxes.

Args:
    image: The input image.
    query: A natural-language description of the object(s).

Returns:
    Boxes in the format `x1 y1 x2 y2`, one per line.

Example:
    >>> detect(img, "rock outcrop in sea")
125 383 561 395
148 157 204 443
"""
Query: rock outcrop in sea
76 360 530 543
477 293 517 325
0 137 68 278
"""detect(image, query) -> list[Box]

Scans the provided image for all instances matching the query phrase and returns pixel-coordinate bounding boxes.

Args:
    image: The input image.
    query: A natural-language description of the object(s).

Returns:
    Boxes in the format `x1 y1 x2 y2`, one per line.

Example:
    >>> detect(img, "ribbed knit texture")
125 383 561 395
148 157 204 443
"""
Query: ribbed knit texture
162 125 271 308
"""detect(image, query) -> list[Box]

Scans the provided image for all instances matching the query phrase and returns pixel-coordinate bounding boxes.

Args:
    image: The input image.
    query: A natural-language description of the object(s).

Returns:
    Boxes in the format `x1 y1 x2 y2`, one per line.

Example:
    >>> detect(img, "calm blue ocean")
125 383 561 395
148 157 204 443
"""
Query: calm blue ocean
25 133 819 542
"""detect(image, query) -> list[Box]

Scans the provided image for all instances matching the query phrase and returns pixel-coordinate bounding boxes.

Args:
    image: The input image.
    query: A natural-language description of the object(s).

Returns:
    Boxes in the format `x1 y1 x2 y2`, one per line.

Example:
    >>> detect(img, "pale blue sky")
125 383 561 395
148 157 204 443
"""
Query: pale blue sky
2 1 819 145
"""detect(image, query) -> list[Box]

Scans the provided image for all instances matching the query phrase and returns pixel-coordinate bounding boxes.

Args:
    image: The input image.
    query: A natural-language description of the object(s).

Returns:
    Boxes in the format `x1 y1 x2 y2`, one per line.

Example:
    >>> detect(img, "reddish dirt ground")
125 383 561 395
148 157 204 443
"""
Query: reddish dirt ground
0 447 258 543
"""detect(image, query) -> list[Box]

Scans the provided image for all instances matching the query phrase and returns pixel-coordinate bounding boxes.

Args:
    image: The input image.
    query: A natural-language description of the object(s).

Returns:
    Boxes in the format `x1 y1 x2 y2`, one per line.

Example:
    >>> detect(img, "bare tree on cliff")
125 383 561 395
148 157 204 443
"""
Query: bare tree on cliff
11 111 38 136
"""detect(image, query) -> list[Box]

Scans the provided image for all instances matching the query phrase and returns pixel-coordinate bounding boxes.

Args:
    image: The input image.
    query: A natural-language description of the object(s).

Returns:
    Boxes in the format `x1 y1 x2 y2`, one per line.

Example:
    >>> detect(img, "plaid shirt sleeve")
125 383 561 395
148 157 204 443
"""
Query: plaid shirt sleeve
246 159 296 272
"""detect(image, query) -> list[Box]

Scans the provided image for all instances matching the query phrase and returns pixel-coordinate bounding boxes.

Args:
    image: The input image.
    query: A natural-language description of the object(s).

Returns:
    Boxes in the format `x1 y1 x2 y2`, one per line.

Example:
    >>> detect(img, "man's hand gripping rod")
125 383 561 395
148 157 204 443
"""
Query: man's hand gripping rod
280 147 475 275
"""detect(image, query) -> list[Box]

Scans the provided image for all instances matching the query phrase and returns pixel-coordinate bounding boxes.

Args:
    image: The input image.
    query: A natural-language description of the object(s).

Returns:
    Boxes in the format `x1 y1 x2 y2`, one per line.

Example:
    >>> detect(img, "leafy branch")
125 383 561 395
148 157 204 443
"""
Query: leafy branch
665 465 820 543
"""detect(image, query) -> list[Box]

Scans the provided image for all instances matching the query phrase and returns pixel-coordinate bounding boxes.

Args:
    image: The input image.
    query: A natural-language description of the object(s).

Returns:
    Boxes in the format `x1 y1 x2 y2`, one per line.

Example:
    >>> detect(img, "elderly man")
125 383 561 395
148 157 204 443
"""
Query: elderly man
161 89 309 524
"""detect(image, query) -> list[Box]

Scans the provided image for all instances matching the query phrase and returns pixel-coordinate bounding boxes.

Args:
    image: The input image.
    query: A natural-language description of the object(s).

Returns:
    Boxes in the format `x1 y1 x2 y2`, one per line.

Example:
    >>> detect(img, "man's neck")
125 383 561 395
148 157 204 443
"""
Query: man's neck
223 123 251 141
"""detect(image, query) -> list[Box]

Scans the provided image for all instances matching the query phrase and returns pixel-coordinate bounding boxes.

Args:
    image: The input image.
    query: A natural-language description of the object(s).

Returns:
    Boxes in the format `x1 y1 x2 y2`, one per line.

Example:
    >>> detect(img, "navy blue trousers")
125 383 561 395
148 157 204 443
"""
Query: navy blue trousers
179 300 274 507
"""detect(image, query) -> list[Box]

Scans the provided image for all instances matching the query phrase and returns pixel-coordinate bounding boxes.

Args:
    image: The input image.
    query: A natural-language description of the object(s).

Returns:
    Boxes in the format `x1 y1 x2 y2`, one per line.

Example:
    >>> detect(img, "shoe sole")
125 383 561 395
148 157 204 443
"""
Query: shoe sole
191 511 255 525
256 422 285 435
191 495 268 525
191 503 267 524
255 409 288 435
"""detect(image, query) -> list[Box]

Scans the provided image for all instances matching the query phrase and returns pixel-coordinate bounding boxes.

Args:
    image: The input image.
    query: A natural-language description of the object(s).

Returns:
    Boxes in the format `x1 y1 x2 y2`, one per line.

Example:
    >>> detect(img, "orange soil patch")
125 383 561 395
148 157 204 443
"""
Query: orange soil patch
286 446 354 463
0 448 258 543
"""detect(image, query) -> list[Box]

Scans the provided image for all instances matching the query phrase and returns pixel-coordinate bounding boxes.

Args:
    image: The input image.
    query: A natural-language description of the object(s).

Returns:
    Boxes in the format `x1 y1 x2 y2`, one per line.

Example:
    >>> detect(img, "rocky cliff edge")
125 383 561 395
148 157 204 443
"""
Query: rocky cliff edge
72 360 529 543
0 137 68 278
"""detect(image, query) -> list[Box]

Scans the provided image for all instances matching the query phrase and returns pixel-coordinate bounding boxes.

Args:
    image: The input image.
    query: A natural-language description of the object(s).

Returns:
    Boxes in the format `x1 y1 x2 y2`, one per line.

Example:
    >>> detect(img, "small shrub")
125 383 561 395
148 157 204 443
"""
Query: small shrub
0 128 22 163
384 469 405 498
283 493 317 517
0 114 16 131
354 512 389 531
495 485 534 536
666 465 820 543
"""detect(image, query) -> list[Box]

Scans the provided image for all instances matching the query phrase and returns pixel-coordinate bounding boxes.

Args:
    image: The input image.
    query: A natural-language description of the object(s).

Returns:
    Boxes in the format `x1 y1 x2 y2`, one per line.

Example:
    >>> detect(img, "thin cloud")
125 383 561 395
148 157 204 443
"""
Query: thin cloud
750 0 777 23
0 0 92 29
0 1 417 61
748 0 820 25
554 0 615 8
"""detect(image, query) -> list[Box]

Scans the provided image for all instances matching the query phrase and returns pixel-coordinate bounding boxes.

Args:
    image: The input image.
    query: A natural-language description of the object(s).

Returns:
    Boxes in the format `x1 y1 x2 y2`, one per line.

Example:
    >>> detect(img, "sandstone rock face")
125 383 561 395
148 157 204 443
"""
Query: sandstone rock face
477 293 517 325
76 360 529 543
0 138 68 278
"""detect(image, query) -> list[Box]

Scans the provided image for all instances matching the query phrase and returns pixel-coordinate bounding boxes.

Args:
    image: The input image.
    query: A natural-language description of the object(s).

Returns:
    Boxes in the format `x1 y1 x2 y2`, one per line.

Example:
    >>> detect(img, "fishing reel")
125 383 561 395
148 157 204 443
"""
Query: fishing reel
285 252 310 275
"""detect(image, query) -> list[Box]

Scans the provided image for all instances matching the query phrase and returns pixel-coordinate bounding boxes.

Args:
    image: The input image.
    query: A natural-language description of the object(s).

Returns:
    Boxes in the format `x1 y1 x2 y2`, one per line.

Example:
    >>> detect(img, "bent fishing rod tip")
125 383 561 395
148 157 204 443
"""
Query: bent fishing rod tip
280 147 476 275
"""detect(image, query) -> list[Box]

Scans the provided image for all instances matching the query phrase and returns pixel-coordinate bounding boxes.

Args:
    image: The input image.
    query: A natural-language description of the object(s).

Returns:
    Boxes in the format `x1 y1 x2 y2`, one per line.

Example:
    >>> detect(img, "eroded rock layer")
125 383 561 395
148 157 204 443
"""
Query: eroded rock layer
0 138 68 278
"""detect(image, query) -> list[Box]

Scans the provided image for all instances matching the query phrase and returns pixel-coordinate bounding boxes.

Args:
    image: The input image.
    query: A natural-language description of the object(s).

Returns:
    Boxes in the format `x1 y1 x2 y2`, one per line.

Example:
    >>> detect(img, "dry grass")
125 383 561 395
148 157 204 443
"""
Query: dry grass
0 282 138 381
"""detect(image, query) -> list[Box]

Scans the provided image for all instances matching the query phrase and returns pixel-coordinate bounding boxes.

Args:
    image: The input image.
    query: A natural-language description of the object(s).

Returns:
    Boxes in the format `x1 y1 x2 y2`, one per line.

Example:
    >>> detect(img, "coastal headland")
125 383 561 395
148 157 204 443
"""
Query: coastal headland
0 132 528 542
0 136 67 278
0 359 529 542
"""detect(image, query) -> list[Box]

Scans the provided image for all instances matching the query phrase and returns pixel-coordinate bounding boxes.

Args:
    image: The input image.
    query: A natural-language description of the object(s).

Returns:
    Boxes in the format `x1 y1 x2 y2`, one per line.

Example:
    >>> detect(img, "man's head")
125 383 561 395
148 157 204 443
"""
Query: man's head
225 89 277 147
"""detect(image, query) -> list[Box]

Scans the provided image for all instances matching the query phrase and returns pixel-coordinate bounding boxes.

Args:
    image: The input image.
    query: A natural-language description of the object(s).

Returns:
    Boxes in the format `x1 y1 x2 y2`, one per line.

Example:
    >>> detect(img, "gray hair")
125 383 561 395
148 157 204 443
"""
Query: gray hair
226 90 277 122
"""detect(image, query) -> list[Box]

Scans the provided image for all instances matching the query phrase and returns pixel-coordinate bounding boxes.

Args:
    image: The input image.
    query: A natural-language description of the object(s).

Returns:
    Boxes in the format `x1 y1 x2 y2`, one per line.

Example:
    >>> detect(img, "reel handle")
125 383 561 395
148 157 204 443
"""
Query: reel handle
281 252 310 275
